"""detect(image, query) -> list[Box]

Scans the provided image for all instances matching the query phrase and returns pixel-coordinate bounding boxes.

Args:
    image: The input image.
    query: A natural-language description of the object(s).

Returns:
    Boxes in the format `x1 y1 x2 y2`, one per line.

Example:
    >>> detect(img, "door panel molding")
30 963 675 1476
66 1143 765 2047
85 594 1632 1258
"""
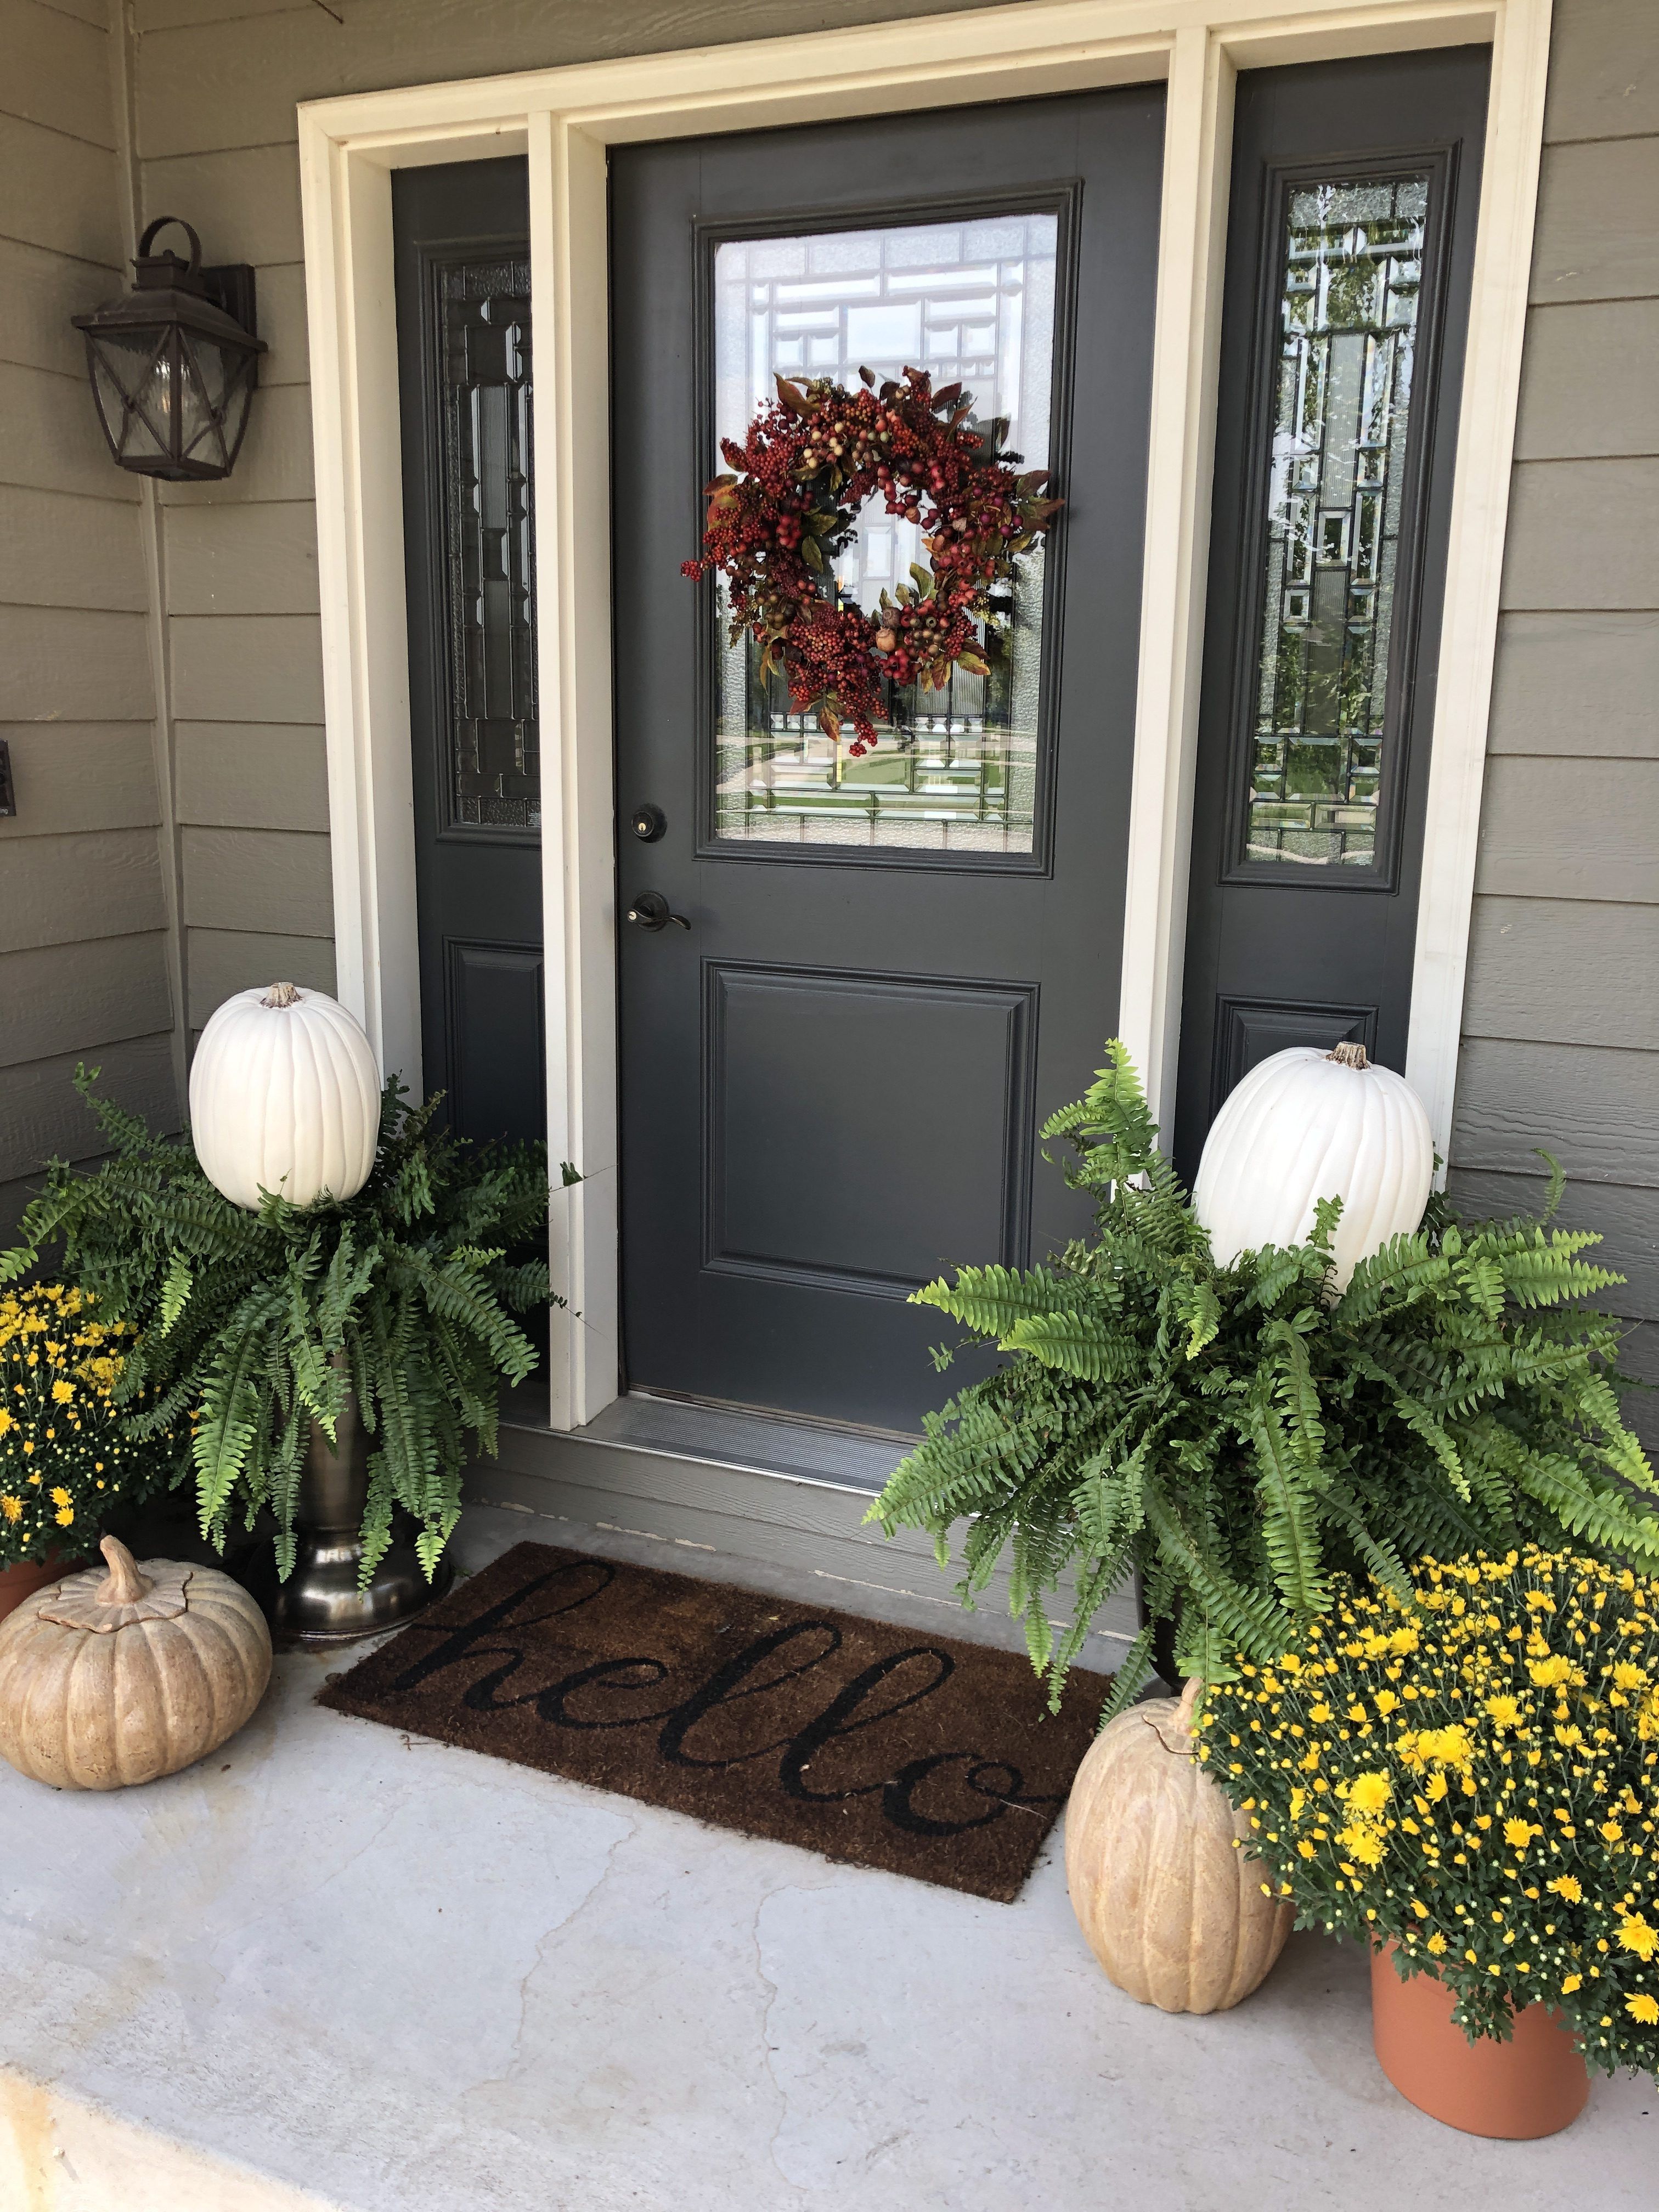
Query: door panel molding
1211 994 1377 1118
701 959 1038 1299
443 937 547 1144
298 0 1552 1429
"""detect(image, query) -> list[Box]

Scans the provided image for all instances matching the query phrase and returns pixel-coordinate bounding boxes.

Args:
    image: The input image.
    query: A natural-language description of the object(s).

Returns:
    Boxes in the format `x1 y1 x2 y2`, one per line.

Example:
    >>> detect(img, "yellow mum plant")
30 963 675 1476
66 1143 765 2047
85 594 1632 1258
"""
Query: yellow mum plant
0 1284 171 1568
1199 1547 1659 2078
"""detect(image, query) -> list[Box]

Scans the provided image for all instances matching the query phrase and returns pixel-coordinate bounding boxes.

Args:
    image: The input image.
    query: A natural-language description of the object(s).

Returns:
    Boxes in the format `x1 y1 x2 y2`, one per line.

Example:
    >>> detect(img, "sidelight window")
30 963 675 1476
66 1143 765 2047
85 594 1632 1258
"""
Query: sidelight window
433 257 538 833
1246 176 1429 870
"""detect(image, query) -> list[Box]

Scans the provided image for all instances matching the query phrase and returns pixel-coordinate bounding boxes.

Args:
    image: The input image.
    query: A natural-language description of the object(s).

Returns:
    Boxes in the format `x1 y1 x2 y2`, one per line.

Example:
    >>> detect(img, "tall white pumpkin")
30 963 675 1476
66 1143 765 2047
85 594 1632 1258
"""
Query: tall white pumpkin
189 981 380 1210
1193 1041 1432 1291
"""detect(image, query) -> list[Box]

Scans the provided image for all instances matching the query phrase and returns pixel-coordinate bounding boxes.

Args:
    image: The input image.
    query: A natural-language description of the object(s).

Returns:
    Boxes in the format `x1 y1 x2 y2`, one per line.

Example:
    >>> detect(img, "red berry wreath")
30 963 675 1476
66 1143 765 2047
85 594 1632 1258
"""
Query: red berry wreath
682 365 1061 754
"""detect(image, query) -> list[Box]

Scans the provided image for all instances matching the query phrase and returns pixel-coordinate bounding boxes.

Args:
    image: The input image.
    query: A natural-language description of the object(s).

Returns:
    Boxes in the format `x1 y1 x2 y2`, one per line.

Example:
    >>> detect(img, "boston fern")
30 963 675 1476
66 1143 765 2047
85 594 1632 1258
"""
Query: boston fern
869 1043 1658 1722
1 1069 570 1582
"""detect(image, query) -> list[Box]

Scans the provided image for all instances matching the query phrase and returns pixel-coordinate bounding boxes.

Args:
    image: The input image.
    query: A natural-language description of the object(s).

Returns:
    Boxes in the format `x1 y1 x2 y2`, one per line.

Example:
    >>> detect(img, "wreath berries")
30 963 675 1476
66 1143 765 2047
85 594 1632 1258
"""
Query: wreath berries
683 364 1061 754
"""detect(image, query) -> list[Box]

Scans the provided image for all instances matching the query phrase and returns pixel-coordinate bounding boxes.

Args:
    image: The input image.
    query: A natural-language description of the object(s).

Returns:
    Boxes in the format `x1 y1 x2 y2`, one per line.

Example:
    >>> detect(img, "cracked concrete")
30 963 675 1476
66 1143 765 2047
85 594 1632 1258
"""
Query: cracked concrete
1 1504 1654 2210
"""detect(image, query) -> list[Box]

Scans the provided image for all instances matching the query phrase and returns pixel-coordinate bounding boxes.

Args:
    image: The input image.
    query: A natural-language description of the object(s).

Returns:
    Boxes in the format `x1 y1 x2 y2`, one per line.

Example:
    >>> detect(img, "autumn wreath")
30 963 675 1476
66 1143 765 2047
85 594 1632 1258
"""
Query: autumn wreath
683 365 1060 754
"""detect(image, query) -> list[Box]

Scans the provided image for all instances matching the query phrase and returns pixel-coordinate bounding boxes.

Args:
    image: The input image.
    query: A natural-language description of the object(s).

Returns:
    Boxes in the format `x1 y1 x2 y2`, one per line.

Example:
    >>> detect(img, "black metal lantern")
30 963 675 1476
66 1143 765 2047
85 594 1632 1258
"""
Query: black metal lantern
72 217 267 482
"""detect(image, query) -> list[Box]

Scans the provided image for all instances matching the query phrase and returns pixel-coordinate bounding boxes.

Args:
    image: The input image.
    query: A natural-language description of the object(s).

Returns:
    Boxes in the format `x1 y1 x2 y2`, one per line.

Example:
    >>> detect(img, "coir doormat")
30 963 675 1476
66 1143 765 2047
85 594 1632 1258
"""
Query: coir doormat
319 1540 1109 1901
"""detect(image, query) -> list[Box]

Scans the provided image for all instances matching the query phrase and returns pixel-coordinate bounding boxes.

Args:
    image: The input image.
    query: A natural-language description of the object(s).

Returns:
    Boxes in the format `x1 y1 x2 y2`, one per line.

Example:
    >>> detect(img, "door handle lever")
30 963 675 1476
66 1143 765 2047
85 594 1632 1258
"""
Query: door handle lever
625 891 690 933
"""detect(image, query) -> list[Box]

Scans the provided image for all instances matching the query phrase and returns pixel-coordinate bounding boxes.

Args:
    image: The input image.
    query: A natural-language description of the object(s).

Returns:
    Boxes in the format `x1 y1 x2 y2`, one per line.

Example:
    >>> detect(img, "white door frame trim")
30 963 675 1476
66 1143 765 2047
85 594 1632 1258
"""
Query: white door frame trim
298 0 1550 1430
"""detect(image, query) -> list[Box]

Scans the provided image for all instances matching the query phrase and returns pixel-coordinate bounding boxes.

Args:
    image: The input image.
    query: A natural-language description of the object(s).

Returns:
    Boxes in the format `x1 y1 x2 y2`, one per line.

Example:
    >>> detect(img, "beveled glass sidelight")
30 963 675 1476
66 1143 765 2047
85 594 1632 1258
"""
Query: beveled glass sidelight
1245 176 1429 869
72 218 265 482
710 213 1058 855
435 256 539 832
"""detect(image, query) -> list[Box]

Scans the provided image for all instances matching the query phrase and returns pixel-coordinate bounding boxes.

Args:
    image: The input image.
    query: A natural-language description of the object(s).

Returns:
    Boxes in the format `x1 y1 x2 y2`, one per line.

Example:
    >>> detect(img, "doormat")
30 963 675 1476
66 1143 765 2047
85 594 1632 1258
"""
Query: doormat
318 1540 1110 1903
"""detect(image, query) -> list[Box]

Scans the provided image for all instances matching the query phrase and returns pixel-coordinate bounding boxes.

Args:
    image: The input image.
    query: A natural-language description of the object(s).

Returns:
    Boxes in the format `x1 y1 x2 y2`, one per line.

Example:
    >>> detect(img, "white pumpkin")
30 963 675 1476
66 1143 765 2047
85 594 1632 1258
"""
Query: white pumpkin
189 981 380 1210
1193 1041 1432 1291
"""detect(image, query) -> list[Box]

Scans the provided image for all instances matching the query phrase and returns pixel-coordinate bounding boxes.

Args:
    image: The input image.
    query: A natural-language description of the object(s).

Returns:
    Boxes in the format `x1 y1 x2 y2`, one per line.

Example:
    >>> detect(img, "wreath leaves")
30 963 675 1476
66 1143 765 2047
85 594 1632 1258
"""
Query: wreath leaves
683 364 1062 752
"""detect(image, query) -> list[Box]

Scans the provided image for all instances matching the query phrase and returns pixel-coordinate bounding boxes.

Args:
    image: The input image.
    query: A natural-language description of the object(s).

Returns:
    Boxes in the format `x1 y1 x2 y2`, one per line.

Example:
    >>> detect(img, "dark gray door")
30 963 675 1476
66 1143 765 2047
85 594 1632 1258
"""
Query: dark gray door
1171 49 1489 1183
612 93 1165 1431
394 158 545 1144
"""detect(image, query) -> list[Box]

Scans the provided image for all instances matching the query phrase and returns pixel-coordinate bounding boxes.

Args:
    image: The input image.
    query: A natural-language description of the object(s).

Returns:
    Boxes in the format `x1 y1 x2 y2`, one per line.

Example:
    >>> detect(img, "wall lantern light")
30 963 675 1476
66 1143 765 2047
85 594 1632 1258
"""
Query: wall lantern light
72 217 267 482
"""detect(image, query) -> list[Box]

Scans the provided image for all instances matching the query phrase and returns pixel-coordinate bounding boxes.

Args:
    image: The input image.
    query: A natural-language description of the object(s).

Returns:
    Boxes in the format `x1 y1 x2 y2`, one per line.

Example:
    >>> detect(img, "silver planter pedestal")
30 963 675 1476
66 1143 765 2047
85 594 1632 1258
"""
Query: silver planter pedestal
269 1385 453 1649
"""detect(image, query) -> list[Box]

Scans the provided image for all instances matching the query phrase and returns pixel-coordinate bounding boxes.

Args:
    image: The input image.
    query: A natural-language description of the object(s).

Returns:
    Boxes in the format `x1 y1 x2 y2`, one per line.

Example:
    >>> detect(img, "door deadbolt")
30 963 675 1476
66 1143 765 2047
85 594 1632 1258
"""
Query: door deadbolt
626 890 690 933
631 802 667 842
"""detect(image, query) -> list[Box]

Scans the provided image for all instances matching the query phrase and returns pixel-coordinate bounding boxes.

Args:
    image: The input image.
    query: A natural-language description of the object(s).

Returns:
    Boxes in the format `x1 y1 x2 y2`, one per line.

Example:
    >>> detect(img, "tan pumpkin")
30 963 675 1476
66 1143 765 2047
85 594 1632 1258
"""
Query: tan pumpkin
1065 1678 1293 2013
0 1536 272 1790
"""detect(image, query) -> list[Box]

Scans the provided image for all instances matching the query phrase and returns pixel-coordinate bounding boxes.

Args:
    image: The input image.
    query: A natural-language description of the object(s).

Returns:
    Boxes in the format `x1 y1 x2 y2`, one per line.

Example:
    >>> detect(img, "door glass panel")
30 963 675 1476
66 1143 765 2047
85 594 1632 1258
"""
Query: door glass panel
711 214 1057 854
1246 176 1428 868
437 257 538 832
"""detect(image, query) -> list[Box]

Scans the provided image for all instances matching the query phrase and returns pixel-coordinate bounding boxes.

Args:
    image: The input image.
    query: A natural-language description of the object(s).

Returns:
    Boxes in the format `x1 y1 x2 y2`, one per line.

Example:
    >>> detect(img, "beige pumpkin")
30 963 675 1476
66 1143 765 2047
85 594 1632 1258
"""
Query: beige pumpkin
1065 1678 1292 2013
0 1536 272 1790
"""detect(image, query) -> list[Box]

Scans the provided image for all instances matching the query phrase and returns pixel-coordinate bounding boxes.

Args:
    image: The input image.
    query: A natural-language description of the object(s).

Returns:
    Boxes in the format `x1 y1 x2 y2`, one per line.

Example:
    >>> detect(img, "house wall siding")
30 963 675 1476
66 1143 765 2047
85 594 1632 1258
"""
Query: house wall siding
0 0 178 1243
1449 0 1659 1442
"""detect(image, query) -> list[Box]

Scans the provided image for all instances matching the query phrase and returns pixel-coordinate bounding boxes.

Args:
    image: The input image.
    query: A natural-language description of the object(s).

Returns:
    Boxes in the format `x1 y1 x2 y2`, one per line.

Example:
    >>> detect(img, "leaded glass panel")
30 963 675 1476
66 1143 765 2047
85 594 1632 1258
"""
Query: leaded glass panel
1245 176 1427 868
710 215 1057 854
437 258 538 832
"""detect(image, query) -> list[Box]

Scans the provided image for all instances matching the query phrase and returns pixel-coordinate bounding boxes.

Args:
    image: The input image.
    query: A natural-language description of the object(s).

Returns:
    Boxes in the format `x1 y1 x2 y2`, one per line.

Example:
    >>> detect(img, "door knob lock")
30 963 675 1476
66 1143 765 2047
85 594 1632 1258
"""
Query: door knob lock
630 802 667 842
625 891 690 933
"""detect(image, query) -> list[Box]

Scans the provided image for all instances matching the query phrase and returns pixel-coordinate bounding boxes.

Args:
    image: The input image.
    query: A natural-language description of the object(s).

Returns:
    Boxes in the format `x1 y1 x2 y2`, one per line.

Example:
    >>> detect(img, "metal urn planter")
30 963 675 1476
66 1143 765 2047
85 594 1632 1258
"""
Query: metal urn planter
270 1381 452 1648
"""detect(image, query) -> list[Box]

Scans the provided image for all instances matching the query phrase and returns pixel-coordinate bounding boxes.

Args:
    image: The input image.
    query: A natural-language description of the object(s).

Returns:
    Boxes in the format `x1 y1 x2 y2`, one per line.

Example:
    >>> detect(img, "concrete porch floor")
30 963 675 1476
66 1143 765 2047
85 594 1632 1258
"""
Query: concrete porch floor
1 1503 1653 2212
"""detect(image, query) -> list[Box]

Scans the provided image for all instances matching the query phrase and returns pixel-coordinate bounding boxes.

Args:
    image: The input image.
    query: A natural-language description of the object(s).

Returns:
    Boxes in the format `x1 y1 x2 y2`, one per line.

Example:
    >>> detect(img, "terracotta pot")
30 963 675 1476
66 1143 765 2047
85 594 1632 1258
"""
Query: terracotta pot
1370 1943 1589 2138
0 1554 79 1626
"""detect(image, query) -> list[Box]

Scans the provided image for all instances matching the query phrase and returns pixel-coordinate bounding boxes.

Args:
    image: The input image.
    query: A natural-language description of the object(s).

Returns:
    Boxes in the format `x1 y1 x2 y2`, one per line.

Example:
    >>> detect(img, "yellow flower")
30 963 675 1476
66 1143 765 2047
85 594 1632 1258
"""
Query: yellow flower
1339 1827 1385 1867
1503 1819 1542 1853
1561 1974 1583 1994
50 1379 72 1404
1417 1725 1473 1770
1425 1771 1449 1804
54 1506 73 1527
1309 1703 1332 1724
48 1486 69 1509
1296 1839 1317 1859
1485 1695 1522 1729
20 1441 32 1457
1374 1690 1400 1717
1601 1820 1625 1845
1349 1771 1391 1815
1529 1655 1573 1688
0 1496 19 1522
0 1409 12 1435
1426 1933 1448 1956
1626 1994 1659 2027
1618 1916 1658 1962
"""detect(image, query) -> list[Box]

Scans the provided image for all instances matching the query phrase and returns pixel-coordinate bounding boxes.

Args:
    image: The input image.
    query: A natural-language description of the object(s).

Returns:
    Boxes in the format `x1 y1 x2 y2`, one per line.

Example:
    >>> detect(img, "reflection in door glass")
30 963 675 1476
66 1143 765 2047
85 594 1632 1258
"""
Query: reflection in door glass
712 216 1057 853
1247 177 1428 868
437 258 538 831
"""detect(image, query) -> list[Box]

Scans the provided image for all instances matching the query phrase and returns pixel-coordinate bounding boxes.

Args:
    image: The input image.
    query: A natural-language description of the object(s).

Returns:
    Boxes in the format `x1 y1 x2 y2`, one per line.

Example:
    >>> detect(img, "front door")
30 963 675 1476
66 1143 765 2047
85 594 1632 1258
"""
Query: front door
1171 49 1489 1181
612 93 1165 1431
394 157 546 1145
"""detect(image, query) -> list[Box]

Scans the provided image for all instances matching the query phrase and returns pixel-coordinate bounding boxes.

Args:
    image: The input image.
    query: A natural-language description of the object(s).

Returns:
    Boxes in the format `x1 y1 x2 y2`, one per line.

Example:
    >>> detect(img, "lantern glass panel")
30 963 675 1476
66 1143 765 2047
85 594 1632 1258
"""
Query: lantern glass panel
173 341 218 465
219 368 255 465
88 330 166 461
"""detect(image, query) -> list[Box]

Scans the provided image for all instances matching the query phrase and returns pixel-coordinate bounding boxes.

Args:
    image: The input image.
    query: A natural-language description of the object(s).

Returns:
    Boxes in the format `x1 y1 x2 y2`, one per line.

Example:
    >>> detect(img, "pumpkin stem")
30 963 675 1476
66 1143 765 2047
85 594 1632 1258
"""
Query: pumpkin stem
1327 1040 1369 1070
1176 1675 1203 1735
95 1534 152 1607
261 981 301 1009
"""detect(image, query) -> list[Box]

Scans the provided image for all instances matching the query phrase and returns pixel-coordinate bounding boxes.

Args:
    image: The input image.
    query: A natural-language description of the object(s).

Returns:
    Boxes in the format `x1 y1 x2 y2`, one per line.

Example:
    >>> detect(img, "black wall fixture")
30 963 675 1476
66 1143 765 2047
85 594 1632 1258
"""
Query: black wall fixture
72 217 266 482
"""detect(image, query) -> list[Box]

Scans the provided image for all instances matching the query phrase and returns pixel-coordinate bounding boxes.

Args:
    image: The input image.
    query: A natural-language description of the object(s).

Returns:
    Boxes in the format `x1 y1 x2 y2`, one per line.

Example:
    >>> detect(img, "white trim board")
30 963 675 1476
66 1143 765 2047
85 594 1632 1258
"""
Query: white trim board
299 0 1551 1431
